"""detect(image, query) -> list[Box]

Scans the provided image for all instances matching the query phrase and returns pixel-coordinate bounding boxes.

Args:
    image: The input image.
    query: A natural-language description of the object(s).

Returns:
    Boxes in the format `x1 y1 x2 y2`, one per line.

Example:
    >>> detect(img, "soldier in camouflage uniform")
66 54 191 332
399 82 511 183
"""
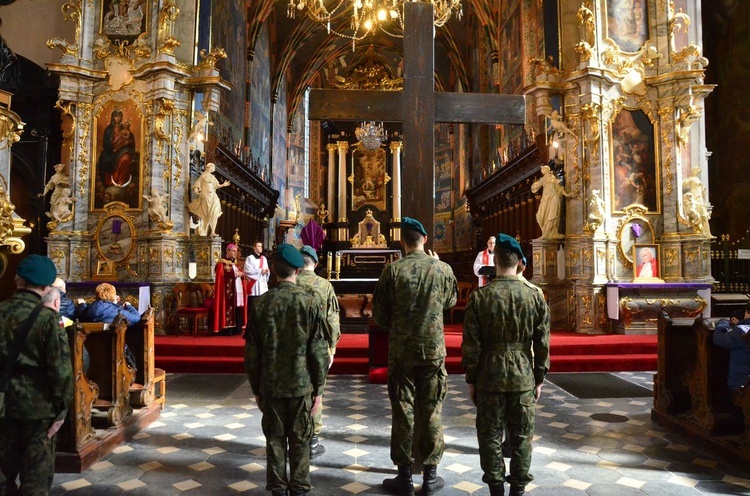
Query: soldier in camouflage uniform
244 244 330 496
372 217 458 496
297 245 340 458
462 233 550 496
0 254 74 496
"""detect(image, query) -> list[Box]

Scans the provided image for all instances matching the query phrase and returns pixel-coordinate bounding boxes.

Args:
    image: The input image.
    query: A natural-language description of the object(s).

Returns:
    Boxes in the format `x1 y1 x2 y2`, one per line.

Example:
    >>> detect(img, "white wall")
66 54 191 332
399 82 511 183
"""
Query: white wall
0 0 75 69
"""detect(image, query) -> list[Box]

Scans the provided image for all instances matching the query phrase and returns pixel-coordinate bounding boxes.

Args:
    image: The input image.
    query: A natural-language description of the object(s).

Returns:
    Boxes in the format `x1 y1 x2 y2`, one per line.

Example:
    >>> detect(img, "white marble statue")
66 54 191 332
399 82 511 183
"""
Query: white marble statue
188 162 230 237
38 163 70 207
682 167 712 236
143 187 169 225
547 110 576 139
531 165 570 239
47 187 75 222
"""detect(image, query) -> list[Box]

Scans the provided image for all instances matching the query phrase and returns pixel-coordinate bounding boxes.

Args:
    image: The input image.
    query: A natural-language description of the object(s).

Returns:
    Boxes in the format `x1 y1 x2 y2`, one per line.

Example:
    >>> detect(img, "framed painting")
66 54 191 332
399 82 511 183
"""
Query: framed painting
351 143 388 211
610 108 660 213
100 0 149 44
633 244 662 282
94 258 115 280
606 0 649 53
91 99 144 210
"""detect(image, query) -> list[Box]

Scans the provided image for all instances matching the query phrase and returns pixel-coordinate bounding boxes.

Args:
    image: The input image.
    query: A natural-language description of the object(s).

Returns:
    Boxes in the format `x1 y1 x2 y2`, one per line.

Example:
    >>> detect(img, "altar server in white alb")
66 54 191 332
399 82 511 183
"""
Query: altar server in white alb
473 235 496 287
244 240 270 306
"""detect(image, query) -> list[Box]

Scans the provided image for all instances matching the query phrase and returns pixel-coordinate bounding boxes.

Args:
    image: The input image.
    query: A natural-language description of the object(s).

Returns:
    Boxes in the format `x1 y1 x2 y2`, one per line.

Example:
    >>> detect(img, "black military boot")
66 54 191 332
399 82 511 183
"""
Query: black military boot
382 464 415 496
271 491 288 496
508 486 525 496
489 485 505 496
309 434 326 458
289 491 308 496
421 465 445 495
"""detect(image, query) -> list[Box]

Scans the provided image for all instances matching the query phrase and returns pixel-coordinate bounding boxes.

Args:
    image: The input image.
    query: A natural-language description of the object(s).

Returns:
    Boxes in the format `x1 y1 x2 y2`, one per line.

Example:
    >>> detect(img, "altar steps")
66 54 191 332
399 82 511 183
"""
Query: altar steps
155 329 657 376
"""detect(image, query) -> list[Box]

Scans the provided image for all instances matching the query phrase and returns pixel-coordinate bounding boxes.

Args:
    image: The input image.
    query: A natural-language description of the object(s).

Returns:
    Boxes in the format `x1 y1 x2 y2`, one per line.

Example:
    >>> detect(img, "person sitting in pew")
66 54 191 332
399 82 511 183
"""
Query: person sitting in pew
713 304 750 392
76 283 141 325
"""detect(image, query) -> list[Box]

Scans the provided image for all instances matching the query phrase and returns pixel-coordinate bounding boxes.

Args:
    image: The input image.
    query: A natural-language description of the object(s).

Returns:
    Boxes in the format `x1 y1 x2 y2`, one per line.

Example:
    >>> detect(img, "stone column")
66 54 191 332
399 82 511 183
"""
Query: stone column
390 141 402 242
336 141 349 242
326 143 337 222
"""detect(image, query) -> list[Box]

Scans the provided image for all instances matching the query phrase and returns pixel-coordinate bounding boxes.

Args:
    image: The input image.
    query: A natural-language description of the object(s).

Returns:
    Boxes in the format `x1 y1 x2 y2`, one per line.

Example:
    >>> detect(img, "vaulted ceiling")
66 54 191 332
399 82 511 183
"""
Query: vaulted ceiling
248 0 501 120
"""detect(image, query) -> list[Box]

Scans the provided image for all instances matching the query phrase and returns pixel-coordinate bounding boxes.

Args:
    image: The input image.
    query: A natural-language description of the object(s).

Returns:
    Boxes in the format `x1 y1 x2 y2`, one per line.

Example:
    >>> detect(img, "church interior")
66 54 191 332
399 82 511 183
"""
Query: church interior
0 0 750 493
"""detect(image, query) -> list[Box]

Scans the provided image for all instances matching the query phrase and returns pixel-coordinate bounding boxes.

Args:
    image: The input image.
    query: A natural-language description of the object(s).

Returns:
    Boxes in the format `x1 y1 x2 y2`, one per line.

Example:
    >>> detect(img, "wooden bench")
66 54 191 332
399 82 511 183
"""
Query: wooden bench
653 314 749 467
126 308 166 409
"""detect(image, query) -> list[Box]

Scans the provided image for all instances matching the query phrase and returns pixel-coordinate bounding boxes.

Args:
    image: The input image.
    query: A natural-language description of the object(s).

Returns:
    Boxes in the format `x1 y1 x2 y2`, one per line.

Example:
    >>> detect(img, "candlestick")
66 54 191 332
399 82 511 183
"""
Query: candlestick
335 251 341 278
326 252 333 278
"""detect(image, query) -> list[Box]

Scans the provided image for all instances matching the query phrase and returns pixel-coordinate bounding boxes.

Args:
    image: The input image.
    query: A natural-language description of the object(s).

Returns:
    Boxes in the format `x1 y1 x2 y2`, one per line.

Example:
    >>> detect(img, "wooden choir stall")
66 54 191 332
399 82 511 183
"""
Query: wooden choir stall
56 308 165 473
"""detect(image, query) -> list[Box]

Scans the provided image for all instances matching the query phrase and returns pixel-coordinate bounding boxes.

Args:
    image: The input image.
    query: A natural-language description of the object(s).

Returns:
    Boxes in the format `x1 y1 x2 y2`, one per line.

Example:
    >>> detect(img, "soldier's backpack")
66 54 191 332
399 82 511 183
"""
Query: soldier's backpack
0 304 44 417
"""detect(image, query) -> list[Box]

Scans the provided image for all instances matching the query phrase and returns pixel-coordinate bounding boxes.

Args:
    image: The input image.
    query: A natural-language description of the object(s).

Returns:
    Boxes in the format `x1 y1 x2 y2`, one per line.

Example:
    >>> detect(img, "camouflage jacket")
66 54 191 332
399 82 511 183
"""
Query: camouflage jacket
296 269 341 354
372 249 458 361
246 281 329 398
0 290 74 421
462 275 550 392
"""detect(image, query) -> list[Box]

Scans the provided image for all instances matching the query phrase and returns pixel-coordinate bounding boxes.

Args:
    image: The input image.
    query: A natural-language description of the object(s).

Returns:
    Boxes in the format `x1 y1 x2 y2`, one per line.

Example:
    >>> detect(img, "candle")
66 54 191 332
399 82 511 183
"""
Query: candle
327 252 333 274
335 252 341 274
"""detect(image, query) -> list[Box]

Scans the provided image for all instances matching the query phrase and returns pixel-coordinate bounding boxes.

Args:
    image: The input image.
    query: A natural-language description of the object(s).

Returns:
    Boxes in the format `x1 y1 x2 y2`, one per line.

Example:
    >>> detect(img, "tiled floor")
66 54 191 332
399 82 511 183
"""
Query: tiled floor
49 372 750 495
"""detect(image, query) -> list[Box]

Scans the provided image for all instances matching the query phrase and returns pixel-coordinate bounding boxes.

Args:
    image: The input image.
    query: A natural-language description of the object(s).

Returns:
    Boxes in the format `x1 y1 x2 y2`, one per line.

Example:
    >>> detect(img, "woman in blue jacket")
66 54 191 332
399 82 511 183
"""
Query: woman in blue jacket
713 304 750 391
77 282 141 325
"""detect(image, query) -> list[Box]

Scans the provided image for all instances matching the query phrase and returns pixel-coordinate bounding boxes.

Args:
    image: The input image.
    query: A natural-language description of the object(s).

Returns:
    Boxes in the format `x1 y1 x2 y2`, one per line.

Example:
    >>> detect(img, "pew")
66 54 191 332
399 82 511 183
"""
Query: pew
56 311 163 473
126 308 166 408
652 314 749 468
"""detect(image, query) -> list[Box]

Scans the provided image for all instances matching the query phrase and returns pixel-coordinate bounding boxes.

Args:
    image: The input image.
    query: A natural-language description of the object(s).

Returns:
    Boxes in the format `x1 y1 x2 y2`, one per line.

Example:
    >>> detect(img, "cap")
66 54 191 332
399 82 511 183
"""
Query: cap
17 254 57 286
276 243 305 269
402 217 427 236
300 245 319 263
496 233 526 265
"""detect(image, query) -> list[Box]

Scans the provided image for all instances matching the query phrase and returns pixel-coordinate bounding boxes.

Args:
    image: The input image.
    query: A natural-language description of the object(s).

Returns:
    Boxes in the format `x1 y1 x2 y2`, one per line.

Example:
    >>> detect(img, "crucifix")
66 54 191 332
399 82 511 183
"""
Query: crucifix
309 2 526 244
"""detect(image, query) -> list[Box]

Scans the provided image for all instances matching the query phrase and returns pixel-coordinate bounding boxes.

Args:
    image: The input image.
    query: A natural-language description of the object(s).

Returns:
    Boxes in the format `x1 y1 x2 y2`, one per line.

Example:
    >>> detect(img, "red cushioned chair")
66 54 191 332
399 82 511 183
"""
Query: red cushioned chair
173 283 214 338
450 281 475 324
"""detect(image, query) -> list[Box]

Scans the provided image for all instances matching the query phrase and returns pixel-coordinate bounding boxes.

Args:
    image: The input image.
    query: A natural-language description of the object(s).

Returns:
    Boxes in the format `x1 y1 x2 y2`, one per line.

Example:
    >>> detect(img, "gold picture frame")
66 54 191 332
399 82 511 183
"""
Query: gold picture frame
91 99 145 211
632 244 663 282
94 259 115 279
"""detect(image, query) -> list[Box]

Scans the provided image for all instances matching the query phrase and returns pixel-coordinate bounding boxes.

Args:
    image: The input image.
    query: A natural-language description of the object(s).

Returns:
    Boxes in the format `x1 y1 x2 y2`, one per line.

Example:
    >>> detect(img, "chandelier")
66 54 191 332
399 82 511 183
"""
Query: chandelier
355 121 387 150
286 0 463 48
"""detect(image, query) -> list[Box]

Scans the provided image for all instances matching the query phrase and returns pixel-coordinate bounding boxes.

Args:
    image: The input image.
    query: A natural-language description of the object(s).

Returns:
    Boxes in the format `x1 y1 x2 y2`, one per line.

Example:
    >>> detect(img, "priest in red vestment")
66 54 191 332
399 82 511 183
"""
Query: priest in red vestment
212 244 248 335
473 235 496 287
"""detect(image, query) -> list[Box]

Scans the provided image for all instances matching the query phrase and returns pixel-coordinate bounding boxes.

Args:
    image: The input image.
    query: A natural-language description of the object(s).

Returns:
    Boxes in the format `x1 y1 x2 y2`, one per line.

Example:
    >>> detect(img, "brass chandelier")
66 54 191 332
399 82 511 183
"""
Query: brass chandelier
286 0 463 48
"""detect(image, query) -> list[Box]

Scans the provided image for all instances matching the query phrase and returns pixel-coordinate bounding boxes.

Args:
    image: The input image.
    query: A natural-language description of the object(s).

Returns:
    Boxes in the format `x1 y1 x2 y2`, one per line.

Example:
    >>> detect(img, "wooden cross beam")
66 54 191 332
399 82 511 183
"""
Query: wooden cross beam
309 2 526 245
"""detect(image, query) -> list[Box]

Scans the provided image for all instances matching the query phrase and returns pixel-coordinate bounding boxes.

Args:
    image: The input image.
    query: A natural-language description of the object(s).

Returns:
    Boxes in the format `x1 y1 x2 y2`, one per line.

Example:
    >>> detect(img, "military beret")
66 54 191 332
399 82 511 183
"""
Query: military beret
17 254 57 286
496 233 526 265
300 245 319 263
402 217 427 236
276 243 305 268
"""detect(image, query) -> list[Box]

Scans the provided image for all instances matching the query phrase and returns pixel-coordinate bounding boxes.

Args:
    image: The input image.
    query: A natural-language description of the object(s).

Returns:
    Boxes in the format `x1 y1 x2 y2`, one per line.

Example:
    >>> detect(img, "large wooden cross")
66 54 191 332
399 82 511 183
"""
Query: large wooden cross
309 2 526 244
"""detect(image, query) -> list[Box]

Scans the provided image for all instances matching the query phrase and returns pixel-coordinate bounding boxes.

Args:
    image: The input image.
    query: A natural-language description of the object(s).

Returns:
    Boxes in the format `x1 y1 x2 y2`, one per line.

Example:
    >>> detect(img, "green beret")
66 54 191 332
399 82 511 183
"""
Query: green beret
300 245 319 263
17 254 57 286
496 233 526 265
402 217 427 236
276 243 305 269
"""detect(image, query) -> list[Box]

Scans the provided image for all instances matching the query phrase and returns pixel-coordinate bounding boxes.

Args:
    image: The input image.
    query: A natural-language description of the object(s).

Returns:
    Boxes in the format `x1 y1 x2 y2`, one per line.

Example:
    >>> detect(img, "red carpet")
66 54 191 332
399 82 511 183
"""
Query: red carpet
155 325 657 378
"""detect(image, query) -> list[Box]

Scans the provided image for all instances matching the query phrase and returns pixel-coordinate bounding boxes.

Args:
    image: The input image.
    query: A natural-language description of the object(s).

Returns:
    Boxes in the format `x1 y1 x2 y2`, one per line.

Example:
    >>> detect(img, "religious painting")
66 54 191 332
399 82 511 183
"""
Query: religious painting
500 3 522 90
95 259 115 278
213 0 247 139
434 214 453 252
606 0 649 53
610 108 659 213
91 99 144 210
435 123 452 214
633 244 661 281
100 0 149 44
351 143 388 211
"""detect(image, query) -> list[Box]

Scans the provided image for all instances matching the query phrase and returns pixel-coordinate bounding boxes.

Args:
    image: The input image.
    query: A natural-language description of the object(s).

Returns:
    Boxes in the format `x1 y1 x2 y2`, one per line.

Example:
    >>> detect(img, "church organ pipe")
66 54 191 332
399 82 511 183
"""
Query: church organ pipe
337 141 349 224
327 144 336 222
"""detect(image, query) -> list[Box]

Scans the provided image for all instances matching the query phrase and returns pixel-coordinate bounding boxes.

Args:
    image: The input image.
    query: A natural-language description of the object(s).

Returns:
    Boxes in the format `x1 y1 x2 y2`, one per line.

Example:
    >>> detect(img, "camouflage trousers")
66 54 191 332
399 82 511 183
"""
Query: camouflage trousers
259 395 314 492
387 357 447 466
312 395 324 435
0 418 57 496
476 389 536 489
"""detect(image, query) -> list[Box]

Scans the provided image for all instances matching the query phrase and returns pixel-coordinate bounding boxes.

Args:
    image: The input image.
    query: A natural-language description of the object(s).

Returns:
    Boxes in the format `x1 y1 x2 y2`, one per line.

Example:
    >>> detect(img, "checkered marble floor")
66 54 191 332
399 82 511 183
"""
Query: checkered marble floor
50 372 750 495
